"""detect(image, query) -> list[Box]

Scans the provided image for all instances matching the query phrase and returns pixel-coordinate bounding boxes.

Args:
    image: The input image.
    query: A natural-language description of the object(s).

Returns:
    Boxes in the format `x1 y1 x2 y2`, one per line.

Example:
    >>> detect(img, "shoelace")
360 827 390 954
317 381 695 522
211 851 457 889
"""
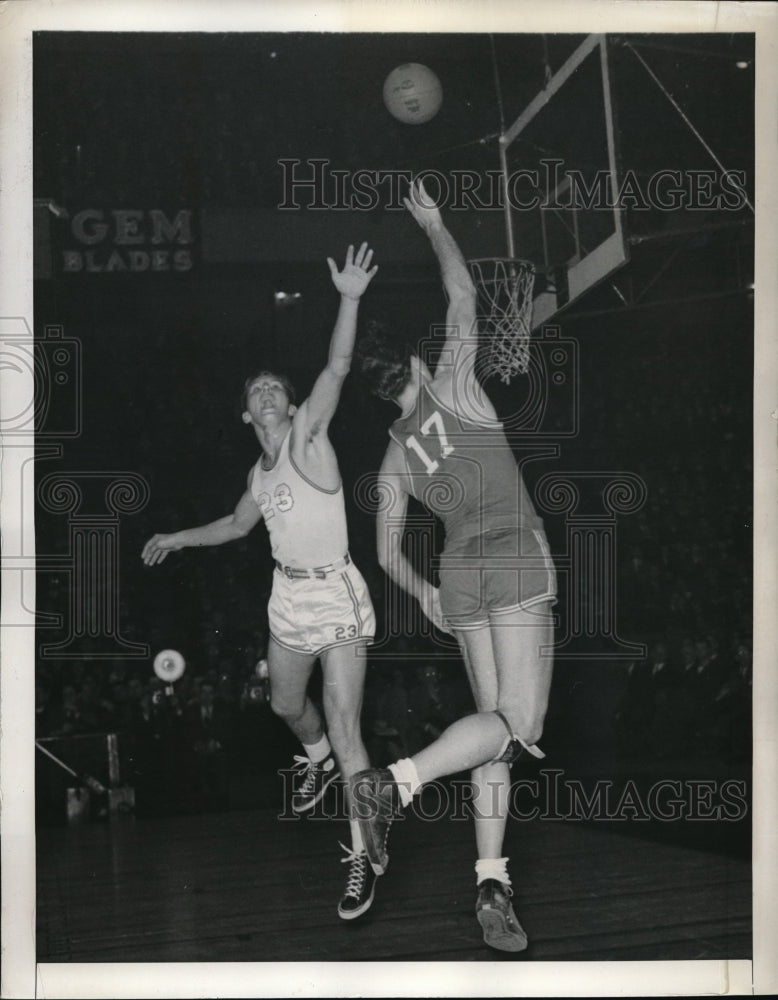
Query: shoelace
292 754 318 794
339 842 368 897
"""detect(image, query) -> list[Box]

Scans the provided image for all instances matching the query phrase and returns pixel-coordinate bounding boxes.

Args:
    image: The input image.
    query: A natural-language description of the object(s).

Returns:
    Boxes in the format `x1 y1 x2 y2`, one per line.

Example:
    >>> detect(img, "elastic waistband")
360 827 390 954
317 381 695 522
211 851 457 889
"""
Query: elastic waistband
275 553 351 580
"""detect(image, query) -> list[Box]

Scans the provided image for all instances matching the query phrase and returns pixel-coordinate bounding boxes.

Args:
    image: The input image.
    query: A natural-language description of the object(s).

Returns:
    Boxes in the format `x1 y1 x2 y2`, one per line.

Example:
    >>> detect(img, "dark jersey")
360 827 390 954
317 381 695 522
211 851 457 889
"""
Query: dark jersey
388 382 542 548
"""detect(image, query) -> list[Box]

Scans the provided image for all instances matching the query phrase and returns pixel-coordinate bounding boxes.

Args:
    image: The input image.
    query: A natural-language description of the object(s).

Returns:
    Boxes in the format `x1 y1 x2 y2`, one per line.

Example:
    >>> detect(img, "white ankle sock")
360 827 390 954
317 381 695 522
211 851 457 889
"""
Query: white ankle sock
302 734 331 764
348 819 365 853
388 758 420 808
475 857 510 887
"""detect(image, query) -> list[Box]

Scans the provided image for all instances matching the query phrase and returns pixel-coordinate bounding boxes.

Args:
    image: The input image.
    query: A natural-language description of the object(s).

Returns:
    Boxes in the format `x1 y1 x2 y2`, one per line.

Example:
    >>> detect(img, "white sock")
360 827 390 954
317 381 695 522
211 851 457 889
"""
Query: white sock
388 758 421 808
475 857 511 887
302 734 331 764
349 819 365 853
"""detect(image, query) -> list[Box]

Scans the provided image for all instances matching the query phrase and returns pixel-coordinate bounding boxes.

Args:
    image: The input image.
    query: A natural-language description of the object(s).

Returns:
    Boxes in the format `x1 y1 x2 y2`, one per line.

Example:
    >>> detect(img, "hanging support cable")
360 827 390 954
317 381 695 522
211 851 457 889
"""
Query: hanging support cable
625 42 753 214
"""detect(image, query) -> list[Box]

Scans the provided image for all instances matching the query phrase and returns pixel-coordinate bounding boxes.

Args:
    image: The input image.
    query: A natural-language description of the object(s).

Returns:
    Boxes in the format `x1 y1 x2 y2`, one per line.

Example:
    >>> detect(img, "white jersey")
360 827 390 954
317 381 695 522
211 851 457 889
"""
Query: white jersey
249 428 348 568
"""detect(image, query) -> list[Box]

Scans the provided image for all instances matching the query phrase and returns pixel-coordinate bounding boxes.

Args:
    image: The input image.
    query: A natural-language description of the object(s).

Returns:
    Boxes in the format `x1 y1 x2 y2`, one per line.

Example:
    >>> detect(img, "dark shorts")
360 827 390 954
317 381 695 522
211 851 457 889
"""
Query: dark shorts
438 526 557 632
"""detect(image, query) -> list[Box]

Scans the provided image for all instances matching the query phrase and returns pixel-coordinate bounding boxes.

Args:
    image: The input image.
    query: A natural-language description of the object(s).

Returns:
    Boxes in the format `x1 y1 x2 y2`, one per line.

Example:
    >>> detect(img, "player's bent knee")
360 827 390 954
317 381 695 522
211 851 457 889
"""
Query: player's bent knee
496 703 544 748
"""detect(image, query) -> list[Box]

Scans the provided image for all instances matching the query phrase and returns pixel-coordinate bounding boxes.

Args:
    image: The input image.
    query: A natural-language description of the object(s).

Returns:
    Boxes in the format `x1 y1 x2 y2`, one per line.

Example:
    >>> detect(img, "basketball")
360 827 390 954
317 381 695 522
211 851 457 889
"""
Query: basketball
383 63 443 124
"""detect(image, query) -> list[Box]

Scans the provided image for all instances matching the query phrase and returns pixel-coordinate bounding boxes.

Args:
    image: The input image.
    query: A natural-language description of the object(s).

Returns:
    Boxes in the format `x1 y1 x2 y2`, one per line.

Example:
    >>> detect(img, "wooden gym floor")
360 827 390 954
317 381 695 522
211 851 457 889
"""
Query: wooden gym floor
36 789 751 965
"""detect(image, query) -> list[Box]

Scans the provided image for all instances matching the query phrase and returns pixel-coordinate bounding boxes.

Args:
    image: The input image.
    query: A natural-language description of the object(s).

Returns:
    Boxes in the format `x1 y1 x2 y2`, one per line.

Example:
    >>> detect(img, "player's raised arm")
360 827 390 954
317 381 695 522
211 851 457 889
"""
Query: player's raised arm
300 242 378 435
141 488 262 566
404 179 478 383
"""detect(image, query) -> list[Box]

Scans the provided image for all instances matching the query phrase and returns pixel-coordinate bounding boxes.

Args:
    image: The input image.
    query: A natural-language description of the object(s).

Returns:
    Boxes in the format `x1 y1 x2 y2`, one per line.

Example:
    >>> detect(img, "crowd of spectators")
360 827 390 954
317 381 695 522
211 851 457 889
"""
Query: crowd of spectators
35 624 296 817
614 634 752 763
604 362 752 766
34 634 471 819
35 615 751 824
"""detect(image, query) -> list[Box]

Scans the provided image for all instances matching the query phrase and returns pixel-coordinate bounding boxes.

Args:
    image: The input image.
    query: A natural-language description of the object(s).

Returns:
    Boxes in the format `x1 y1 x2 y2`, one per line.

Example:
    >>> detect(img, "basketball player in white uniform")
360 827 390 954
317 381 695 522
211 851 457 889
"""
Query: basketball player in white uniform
142 243 380 919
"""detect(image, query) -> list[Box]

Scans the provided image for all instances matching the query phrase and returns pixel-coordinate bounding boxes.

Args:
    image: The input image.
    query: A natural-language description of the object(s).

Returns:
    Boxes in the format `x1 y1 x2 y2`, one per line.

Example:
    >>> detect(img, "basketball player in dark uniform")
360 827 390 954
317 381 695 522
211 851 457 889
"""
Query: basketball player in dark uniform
142 243 380 920
353 182 556 951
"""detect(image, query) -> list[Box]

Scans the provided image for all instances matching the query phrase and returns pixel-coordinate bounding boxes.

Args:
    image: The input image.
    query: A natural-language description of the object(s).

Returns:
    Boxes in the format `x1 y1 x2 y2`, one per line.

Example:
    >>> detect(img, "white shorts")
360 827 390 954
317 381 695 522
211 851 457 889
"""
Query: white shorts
268 560 376 656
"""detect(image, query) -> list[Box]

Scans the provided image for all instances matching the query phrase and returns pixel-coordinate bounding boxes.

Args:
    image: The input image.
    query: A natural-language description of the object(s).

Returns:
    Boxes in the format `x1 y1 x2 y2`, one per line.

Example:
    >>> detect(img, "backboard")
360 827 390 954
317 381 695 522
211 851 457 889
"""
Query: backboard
501 34 628 328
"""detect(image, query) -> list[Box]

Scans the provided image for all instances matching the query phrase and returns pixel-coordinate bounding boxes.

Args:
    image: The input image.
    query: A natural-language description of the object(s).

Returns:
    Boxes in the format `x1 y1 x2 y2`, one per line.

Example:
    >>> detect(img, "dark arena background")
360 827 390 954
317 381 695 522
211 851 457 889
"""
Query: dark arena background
12 13 768 995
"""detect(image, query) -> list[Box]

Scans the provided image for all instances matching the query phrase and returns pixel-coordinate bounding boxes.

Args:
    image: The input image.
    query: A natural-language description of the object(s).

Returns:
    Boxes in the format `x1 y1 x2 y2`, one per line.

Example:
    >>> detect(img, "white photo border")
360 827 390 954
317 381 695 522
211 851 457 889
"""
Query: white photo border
1 1 775 997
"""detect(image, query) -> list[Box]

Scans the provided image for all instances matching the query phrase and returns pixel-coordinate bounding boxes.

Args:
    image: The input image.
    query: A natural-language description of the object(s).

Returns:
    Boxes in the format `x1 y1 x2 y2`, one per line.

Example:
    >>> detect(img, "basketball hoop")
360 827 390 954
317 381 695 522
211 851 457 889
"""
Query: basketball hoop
468 258 535 384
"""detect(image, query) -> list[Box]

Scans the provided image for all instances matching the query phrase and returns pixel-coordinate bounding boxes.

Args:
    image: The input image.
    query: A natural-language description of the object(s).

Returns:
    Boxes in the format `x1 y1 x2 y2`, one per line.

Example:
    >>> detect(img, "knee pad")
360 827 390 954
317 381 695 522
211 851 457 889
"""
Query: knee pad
491 710 545 765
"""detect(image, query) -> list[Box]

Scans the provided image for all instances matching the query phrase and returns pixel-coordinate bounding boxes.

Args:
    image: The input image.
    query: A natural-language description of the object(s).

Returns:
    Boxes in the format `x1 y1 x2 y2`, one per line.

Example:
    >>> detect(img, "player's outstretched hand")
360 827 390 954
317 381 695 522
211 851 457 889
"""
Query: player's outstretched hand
327 242 378 300
141 533 182 566
403 177 443 233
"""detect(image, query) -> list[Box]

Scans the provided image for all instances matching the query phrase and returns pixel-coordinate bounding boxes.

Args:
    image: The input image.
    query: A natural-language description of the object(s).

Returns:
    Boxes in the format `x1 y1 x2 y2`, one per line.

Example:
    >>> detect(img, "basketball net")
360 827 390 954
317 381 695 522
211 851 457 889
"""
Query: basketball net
468 258 535 384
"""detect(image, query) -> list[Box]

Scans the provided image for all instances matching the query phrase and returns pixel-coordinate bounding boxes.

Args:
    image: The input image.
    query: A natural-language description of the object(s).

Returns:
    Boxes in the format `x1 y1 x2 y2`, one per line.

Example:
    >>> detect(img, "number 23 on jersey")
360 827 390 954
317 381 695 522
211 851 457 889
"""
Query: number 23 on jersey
257 483 294 519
